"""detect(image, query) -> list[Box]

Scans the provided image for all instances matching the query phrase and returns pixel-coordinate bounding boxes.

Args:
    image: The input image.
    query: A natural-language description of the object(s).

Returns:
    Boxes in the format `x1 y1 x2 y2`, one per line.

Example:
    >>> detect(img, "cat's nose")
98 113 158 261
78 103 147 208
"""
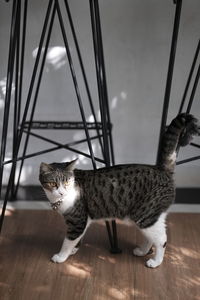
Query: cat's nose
59 192 63 196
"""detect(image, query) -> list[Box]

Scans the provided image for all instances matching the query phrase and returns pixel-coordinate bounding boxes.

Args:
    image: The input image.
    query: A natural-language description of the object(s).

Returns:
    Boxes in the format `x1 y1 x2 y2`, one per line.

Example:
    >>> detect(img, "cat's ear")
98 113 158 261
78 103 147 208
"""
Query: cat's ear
66 158 78 171
40 162 53 173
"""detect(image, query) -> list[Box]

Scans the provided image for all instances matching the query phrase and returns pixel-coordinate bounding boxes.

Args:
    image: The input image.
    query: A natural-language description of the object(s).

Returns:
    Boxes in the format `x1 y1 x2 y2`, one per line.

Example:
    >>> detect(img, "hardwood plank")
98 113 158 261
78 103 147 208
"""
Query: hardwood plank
0 211 200 300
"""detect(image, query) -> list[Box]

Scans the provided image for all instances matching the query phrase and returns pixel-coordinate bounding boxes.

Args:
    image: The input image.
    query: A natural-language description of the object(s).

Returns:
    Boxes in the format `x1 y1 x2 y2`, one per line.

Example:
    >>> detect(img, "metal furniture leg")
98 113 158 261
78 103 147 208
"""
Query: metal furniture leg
156 0 182 164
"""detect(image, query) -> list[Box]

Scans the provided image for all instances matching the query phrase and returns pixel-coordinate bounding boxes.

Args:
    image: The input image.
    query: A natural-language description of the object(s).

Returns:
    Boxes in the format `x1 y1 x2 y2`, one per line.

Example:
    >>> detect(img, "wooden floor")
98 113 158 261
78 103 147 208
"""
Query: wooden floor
0 210 200 300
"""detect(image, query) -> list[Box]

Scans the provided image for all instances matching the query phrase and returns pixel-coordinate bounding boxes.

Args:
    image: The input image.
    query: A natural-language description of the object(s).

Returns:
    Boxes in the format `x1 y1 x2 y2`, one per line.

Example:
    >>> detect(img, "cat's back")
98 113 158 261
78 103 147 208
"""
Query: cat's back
75 163 174 189
74 163 174 220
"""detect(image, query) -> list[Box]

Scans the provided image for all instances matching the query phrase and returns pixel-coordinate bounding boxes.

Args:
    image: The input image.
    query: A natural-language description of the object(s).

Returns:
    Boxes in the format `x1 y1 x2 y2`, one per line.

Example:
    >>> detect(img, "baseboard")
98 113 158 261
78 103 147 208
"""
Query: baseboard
1 201 200 213
175 188 200 204
1 186 44 201
1 186 200 204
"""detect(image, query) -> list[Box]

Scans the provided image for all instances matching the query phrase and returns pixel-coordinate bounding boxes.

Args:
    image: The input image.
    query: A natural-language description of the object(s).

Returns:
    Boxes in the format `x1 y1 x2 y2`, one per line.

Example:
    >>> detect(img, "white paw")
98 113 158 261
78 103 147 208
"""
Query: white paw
51 253 68 263
133 247 148 257
70 247 79 256
146 258 162 268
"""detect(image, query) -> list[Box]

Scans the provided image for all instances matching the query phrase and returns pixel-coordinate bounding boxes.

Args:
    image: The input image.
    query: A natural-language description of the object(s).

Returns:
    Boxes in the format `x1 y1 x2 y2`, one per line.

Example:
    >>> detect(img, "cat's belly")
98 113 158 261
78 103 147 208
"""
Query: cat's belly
88 215 134 227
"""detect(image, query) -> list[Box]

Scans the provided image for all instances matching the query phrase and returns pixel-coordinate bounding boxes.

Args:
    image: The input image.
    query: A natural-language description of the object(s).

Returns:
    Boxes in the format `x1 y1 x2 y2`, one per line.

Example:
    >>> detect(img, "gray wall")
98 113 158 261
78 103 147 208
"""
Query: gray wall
0 0 200 187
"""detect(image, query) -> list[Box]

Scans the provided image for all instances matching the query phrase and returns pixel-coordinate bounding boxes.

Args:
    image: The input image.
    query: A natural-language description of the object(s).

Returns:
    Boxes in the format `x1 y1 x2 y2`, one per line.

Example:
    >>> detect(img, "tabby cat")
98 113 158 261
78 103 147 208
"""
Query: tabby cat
39 114 200 268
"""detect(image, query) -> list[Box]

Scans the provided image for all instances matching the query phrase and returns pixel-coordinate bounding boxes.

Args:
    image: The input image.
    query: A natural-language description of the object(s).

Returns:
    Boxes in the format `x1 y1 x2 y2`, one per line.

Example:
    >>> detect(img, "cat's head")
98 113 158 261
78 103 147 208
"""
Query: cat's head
39 159 78 203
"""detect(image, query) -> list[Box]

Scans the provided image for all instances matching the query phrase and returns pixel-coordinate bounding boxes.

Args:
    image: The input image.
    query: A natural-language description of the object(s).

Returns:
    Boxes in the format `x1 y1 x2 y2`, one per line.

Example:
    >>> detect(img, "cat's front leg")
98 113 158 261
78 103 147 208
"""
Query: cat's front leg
52 236 82 263
70 239 82 256
70 246 79 256
51 217 91 263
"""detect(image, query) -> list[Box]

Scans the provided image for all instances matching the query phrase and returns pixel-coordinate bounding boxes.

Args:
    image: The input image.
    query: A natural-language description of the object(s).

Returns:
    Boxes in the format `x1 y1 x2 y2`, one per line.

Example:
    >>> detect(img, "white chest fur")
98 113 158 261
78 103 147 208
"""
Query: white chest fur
58 186 79 214
44 184 80 214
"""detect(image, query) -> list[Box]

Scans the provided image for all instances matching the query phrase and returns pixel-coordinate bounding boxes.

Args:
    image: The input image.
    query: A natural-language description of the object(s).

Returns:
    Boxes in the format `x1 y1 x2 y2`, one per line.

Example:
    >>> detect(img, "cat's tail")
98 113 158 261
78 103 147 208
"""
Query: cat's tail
158 113 200 171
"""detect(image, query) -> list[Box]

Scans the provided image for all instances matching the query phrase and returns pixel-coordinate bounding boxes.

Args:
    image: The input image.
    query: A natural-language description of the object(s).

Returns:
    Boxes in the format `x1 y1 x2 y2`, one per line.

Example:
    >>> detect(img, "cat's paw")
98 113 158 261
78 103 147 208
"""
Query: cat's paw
145 258 162 268
70 247 79 256
51 253 67 263
133 247 148 257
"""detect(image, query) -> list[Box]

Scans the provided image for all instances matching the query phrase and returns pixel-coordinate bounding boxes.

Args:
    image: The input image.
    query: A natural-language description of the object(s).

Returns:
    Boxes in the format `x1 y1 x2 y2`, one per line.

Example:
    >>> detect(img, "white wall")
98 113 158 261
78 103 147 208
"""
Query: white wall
0 0 200 187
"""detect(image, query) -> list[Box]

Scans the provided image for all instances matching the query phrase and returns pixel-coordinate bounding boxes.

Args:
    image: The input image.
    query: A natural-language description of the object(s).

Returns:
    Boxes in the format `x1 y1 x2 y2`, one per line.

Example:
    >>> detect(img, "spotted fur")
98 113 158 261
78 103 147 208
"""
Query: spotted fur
39 114 200 267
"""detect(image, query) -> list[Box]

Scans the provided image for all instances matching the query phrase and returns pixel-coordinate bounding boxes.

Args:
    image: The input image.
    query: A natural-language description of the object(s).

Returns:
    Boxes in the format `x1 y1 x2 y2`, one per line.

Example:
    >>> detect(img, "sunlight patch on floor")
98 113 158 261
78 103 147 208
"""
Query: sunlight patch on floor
108 287 126 300
179 247 200 259
63 262 92 279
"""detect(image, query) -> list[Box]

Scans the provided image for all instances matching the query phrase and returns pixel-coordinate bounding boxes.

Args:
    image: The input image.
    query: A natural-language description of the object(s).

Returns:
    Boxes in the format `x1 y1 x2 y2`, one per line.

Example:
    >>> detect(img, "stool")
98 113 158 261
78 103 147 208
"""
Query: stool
0 0 121 253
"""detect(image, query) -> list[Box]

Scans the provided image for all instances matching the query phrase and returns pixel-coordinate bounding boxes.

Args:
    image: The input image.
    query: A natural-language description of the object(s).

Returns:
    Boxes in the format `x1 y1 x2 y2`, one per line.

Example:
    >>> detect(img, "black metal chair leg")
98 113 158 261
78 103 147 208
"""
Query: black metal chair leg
14 2 56 198
110 220 122 254
156 0 182 164
56 0 97 170
186 64 200 114
11 0 21 200
89 0 121 253
64 0 104 157
179 40 200 114
0 0 19 232
92 0 115 166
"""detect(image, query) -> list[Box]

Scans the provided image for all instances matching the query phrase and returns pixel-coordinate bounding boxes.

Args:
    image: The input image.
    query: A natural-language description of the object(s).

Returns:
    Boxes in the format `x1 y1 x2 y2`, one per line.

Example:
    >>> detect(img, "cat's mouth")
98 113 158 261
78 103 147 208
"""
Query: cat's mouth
49 196 64 205
49 194 65 204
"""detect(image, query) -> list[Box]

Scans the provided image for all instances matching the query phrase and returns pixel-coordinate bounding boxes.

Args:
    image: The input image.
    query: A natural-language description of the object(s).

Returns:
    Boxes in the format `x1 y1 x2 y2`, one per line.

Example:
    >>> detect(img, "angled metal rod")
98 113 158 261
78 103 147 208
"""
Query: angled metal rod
21 130 103 149
190 142 200 149
12 0 53 158
179 39 200 114
176 155 200 165
11 0 21 197
186 63 200 114
89 0 110 166
22 130 104 163
156 0 182 164
0 0 53 232
18 0 28 126
90 0 109 164
13 0 21 147
176 62 200 155
92 0 115 166
0 0 18 180
0 0 19 232
13 0 28 196
63 0 104 157
14 2 56 197
55 0 96 170
3 135 105 165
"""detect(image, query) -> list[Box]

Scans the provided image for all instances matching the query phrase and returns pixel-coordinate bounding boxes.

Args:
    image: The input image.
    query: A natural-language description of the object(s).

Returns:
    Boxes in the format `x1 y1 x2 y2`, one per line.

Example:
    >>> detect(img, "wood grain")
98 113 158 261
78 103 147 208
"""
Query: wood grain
0 211 200 300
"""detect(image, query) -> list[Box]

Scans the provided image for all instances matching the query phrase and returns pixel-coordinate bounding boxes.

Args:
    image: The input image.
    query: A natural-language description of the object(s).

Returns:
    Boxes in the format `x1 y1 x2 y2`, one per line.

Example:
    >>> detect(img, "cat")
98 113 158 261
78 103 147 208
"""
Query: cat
39 113 200 268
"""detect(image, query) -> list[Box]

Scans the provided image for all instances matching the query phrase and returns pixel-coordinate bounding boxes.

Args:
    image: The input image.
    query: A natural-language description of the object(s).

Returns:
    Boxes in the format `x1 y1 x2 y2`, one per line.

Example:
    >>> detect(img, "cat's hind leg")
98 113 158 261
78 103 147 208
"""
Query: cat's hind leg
133 239 152 257
140 212 167 268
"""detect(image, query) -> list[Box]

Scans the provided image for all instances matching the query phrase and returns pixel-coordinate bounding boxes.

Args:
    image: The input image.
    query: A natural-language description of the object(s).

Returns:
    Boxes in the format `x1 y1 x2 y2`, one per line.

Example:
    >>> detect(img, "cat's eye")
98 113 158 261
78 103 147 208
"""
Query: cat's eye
64 181 70 187
48 182 57 187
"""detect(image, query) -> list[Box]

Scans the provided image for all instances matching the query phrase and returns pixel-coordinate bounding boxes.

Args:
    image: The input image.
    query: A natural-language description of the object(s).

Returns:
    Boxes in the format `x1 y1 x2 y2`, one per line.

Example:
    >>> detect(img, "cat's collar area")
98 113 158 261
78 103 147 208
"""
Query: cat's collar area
50 200 63 211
